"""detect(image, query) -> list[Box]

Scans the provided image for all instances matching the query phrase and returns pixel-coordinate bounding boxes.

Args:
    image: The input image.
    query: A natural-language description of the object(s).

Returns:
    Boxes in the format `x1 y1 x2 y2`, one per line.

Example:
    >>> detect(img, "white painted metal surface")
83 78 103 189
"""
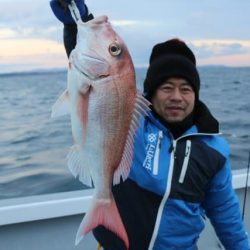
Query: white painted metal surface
0 169 249 226
0 189 93 226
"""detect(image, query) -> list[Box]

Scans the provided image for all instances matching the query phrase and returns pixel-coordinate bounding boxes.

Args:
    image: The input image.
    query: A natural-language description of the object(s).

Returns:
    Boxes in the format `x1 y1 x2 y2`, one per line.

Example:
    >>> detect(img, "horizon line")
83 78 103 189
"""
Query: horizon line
1 64 250 76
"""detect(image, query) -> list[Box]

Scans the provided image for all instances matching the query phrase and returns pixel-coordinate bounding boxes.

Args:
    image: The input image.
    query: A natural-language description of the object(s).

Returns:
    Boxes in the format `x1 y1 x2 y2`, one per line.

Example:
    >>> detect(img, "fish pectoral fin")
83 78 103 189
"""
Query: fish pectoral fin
67 145 92 187
51 89 70 118
113 90 151 185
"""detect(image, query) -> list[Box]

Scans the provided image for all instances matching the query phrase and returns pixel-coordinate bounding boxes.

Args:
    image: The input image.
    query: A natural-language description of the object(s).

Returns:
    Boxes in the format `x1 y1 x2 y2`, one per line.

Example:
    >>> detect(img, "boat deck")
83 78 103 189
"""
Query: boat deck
0 169 249 250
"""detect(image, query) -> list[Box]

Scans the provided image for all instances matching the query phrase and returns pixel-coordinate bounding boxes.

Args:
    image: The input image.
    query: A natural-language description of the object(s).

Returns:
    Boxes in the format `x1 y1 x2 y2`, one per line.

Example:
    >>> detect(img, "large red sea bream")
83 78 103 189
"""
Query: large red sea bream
51 14 150 250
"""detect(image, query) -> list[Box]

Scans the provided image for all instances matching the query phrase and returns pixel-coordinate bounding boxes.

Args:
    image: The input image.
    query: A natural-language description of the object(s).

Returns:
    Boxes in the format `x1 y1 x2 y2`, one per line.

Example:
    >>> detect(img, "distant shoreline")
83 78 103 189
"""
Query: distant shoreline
1 65 250 77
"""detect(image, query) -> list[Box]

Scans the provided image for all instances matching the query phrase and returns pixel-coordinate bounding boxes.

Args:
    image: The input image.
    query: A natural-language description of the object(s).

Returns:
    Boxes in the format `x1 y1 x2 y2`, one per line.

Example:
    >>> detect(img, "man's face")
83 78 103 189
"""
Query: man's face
151 77 195 123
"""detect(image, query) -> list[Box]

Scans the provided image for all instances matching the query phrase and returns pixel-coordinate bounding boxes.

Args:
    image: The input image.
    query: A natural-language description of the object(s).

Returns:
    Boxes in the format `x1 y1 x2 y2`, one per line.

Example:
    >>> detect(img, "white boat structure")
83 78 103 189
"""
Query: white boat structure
0 169 249 250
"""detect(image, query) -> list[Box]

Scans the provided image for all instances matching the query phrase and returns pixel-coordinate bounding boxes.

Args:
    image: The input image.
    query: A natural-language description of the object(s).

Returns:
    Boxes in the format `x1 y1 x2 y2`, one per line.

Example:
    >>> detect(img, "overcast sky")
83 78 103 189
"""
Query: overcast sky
1 0 250 73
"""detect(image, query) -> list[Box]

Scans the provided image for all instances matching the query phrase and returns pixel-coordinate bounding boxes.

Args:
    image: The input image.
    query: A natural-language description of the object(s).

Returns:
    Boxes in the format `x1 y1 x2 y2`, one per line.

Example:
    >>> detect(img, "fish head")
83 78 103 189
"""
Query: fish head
69 16 135 82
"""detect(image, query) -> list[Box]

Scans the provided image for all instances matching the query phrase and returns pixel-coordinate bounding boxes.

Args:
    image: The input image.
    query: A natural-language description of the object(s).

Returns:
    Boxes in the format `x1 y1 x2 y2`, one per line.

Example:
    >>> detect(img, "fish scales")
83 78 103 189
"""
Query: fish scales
51 15 150 250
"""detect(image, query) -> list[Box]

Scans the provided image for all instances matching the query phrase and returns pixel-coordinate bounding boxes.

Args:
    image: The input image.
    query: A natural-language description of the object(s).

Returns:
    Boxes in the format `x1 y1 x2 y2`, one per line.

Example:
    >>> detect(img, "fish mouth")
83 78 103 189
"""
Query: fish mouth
71 52 110 80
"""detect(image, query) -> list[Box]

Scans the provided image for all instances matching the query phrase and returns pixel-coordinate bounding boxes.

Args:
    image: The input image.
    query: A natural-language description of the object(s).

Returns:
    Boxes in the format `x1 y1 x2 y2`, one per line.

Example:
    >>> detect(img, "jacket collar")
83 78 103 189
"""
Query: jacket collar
146 100 219 137
194 100 219 134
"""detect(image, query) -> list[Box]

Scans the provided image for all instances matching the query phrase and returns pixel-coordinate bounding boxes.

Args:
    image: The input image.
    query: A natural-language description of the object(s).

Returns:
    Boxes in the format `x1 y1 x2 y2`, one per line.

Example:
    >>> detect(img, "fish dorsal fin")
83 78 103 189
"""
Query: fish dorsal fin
67 145 93 187
113 91 151 185
51 89 70 118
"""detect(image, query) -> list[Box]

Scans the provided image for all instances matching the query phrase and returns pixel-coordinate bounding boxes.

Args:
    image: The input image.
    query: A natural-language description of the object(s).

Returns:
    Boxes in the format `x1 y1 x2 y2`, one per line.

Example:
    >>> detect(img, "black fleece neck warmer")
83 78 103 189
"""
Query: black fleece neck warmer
194 100 219 134
151 100 219 138
151 107 194 139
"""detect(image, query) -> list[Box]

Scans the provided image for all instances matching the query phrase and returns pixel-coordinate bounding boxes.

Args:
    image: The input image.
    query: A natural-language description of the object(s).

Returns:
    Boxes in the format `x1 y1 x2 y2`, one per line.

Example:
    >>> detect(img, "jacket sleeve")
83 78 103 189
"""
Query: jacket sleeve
202 148 250 249
63 24 78 58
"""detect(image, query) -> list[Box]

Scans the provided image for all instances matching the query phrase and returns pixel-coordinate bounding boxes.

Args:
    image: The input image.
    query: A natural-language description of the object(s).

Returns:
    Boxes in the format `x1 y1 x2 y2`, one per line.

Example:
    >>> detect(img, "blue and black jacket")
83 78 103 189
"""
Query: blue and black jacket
93 101 250 250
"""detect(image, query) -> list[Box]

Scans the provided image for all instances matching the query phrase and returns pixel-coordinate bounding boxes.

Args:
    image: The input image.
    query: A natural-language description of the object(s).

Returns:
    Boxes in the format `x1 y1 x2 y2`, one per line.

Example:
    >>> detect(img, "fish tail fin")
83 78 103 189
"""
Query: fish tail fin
75 197 129 250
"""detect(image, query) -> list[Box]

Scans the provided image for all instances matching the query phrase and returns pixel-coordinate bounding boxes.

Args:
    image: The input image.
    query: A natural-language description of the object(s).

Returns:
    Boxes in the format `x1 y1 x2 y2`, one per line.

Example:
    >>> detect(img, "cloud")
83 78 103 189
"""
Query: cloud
111 20 138 27
0 28 17 39
0 0 59 40
1 0 250 41
0 37 67 73
191 40 250 58
1 0 250 72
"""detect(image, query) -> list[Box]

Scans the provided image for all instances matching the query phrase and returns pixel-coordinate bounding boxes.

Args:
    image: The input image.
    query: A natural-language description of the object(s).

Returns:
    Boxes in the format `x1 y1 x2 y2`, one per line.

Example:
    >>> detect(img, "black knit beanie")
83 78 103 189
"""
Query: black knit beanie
143 39 200 100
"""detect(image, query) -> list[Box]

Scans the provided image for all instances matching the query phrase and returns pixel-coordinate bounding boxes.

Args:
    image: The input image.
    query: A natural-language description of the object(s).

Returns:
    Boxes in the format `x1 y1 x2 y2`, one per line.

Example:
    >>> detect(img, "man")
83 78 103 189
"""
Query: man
50 1 250 249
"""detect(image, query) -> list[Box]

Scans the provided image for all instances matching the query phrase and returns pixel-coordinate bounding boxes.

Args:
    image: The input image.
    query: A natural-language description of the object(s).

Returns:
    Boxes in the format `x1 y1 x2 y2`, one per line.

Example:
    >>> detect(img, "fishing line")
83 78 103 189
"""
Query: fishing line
242 149 250 221
68 0 82 23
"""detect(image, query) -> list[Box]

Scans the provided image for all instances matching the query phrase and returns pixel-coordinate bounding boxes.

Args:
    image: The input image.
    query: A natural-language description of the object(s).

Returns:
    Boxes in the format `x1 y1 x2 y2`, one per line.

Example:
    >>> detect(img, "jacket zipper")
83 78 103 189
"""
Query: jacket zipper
152 131 163 175
178 140 191 183
148 140 177 250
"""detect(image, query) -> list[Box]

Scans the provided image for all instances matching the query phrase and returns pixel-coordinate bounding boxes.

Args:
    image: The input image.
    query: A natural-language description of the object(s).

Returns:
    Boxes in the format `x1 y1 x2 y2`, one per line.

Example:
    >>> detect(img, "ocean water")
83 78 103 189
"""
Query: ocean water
0 67 249 200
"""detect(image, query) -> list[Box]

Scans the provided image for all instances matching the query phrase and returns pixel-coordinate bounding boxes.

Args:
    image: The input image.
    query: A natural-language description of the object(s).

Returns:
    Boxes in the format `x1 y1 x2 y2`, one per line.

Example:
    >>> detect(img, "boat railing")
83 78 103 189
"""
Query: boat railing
0 169 249 227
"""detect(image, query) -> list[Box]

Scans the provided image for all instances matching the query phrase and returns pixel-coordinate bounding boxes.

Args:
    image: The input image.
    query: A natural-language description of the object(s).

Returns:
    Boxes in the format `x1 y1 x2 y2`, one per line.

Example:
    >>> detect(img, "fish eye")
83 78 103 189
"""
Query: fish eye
109 42 122 56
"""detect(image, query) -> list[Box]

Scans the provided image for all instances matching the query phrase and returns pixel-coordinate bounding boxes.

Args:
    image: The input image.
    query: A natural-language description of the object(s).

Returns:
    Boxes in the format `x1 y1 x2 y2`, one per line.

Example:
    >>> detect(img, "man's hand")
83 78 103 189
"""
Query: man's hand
50 0 93 24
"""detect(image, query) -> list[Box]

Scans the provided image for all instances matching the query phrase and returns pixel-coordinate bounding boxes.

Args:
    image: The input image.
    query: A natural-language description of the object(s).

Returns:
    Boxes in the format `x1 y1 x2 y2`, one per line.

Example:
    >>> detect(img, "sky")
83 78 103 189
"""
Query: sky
0 0 250 73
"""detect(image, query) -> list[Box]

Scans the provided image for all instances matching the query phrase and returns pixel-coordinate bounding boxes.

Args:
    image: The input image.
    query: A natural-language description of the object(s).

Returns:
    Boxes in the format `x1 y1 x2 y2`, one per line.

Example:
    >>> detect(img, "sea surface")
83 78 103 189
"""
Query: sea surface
0 67 249 200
